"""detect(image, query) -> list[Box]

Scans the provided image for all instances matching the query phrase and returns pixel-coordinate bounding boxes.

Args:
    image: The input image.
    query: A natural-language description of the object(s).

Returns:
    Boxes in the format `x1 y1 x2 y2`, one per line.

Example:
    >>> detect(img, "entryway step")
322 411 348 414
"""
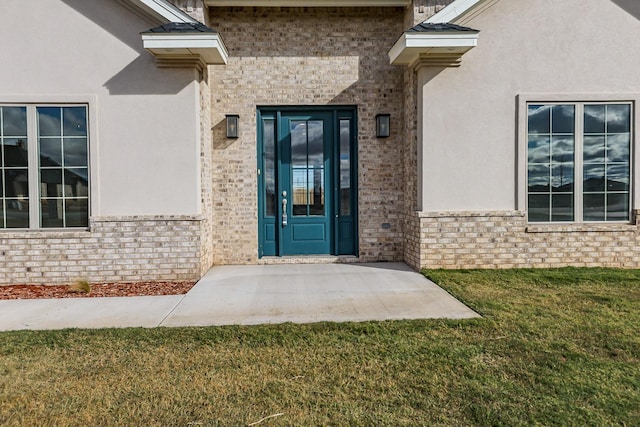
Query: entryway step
258 255 360 265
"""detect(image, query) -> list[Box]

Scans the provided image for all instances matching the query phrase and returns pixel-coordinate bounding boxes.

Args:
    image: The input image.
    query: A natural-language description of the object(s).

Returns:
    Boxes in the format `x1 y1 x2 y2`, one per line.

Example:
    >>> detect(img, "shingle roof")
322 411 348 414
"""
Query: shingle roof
408 22 479 33
143 22 217 33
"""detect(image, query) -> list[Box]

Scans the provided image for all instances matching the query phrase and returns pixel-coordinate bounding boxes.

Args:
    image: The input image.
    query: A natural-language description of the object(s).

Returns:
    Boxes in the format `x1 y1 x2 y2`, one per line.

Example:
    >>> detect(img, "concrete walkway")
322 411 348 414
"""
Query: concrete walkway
0 263 479 331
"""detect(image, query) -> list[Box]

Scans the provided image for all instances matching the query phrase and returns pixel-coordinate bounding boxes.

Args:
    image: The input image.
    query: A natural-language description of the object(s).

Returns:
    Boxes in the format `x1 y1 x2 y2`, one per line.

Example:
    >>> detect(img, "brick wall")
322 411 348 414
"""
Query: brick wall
0 216 203 285
417 210 640 270
208 7 406 264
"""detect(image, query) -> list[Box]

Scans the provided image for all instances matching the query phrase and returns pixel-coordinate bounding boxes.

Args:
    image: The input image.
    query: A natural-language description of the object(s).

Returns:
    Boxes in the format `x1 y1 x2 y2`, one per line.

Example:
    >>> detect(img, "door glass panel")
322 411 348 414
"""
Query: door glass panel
340 119 351 216
291 120 324 216
263 119 276 217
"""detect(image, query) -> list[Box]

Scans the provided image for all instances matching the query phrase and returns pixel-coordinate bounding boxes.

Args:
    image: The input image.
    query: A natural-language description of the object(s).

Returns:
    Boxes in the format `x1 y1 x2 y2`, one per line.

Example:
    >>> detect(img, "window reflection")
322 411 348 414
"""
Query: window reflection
263 119 276 217
291 120 324 217
1 106 29 228
340 119 351 216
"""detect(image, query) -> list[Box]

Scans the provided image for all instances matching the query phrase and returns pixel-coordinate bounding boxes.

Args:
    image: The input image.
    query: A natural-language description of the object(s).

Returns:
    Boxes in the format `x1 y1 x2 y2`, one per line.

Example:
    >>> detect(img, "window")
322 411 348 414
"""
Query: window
0 105 89 229
527 102 632 223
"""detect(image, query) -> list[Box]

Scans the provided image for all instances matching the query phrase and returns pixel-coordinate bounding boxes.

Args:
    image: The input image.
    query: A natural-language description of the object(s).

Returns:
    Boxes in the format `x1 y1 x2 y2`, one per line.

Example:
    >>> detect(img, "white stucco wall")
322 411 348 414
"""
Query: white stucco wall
0 0 201 216
418 0 640 211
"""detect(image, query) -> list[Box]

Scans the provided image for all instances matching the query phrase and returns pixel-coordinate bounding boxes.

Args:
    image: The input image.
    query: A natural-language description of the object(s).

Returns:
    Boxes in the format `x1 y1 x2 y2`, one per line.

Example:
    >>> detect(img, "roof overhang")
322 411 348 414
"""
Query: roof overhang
142 32 229 65
206 0 410 6
389 31 479 66
127 0 197 23
426 0 493 24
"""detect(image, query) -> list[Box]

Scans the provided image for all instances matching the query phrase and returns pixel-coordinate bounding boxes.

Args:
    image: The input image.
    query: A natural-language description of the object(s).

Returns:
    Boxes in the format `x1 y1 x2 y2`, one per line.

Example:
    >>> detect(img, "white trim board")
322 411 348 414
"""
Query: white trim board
426 0 487 23
207 0 410 6
128 0 197 23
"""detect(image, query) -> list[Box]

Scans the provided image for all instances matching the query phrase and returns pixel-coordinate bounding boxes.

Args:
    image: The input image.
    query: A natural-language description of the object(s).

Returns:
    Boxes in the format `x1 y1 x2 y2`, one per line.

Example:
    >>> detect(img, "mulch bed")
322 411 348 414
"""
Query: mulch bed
0 281 196 300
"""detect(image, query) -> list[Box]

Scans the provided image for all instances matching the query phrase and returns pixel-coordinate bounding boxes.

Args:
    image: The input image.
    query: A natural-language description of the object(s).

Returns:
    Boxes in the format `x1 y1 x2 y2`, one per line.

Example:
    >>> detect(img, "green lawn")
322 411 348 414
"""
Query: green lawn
1 268 639 426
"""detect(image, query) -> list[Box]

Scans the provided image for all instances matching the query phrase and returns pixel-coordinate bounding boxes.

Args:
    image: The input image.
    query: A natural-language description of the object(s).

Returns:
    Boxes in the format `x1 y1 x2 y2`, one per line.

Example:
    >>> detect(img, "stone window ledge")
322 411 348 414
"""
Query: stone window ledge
416 210 525 218
526 224 638 233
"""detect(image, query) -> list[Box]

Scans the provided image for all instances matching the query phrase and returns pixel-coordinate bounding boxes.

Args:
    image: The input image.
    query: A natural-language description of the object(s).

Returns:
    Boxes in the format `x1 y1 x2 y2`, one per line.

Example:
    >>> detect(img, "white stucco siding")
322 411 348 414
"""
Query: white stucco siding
419 0 640 211
0 0 201 217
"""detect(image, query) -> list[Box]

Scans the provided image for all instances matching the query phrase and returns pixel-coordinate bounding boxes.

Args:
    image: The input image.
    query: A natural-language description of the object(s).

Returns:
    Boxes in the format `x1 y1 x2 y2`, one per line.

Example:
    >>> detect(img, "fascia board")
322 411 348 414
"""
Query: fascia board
207 0 410 6
389 32 478 64
425 0 485 23
129 0 197 23
142 33 229 64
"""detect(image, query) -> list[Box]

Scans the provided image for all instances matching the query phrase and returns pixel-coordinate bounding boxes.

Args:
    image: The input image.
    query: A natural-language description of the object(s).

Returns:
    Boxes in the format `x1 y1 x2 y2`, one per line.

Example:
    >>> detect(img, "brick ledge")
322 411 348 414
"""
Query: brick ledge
526 224 638 233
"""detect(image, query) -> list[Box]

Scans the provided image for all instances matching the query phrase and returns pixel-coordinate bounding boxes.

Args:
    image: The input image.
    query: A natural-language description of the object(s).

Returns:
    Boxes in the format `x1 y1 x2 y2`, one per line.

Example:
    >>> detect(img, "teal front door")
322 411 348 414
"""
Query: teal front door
258 107 357 257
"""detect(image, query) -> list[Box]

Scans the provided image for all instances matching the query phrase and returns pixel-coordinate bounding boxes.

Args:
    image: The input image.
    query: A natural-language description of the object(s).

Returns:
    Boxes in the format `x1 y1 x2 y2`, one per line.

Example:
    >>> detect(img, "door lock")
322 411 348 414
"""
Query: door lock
282 192 288 227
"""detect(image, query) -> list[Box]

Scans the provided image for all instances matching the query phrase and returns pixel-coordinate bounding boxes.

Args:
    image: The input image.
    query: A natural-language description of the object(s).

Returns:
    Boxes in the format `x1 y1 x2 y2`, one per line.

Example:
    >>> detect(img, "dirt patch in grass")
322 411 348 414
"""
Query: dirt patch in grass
0 281 195 300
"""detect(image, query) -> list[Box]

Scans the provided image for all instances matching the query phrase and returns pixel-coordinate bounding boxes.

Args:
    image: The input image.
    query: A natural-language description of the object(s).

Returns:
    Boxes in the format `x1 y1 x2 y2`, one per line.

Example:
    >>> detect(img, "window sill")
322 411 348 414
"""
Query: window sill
0 228 91 238
525 223 637 233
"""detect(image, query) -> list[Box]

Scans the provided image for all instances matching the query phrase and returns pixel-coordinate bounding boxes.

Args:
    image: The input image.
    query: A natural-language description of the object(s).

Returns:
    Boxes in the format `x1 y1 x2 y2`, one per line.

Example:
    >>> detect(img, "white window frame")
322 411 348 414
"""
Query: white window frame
0 97 95 230
517 94 639 224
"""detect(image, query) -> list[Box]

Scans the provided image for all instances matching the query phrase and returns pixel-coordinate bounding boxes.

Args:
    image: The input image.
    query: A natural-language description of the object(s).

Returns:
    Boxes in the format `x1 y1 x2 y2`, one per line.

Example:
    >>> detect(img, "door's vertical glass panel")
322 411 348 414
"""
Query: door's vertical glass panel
307 120 324 216
339 119 351 216
291 120 308 216
263 119 276 217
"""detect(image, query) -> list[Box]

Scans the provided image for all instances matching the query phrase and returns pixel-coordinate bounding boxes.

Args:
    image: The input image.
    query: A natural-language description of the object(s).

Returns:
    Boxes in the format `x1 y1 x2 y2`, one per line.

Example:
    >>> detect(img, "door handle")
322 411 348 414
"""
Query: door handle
282 191 288 227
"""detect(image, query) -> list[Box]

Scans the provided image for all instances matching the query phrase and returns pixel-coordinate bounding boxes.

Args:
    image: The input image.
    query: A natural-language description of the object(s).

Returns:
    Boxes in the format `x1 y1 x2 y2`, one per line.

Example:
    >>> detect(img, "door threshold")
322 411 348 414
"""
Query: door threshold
258 255 360 265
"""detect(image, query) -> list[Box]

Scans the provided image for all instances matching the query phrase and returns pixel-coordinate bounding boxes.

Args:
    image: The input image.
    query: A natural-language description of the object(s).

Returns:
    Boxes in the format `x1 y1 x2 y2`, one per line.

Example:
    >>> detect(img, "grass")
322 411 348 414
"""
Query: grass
1 267 639 426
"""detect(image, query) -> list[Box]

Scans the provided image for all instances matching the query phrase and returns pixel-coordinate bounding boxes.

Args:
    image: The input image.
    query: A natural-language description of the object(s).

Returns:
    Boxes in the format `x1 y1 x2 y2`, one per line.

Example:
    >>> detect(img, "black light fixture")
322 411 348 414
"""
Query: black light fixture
376 114 390 138
226 114 239 138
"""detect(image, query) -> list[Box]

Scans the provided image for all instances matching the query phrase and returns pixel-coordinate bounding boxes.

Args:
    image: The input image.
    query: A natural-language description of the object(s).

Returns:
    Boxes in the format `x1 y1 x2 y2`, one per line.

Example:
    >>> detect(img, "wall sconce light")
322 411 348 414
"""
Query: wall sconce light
376 114 390 138
226 114 239 138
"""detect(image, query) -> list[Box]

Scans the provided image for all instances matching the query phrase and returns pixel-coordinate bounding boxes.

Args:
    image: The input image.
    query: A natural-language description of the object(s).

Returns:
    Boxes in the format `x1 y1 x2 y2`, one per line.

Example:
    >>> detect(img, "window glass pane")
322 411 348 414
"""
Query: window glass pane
340 119 351 216
584 194 605 221
583 164 605 192
0 201 3 228
65 198 88 227
583 136 605 163
551 135 573 163
40 138 63 167
309 168 324 216
292 169 307 216
551 163 574 192
528 164 550 193
40 169 63 197
607 104 631 133
606 164 629 191
37 107 62 137
263 119 276 217
64 168 89 198
552 105 575 134
527 135 550 164
528 105 550 134
6 199 29 228
41 199 64 228
3 138 28 167
528 194 550 222
584 105 606 134
63 138 88 166
607 193 629 221
4 169 28 197
63 107 87 137
2 107 27 136
307 121 323 168
551 194 574 222
607 134 630 163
